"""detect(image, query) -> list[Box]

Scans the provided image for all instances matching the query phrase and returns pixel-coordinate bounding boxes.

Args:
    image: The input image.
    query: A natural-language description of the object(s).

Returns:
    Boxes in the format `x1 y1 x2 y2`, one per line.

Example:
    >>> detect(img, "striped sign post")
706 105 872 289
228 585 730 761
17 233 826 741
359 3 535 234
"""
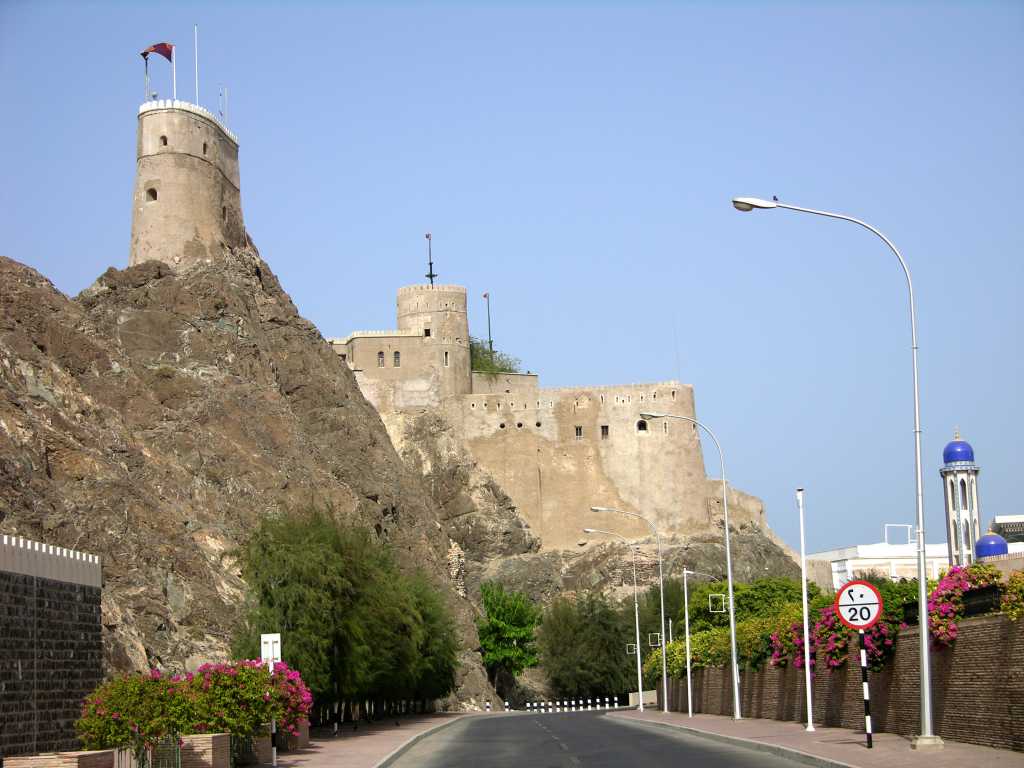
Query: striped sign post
835 580 883 750
858 630 873 748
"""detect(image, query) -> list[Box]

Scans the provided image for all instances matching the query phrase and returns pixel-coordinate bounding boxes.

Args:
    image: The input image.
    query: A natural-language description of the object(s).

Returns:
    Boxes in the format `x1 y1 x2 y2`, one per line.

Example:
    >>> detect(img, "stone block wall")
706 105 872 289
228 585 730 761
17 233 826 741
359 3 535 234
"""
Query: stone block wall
180 734 229 768
1 537 103 757
5 750 114 768
661 614 1024 751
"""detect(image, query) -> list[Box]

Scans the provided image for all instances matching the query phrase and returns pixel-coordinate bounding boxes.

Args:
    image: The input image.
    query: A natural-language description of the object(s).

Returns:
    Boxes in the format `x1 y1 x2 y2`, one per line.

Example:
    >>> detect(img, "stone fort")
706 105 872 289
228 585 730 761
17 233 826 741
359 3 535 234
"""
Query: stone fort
127 98 766 550
327 285 766 548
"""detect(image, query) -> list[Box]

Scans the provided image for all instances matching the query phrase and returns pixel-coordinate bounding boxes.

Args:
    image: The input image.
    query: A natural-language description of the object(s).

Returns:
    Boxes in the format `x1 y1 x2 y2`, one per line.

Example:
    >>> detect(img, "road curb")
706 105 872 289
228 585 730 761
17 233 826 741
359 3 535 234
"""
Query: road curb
374 714 472 767
606 712 860 768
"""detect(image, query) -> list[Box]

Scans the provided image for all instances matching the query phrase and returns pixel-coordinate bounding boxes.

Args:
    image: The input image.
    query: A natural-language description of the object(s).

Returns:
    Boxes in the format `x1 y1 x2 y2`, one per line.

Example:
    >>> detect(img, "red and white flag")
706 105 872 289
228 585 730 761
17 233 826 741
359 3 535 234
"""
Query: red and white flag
140 42 174 62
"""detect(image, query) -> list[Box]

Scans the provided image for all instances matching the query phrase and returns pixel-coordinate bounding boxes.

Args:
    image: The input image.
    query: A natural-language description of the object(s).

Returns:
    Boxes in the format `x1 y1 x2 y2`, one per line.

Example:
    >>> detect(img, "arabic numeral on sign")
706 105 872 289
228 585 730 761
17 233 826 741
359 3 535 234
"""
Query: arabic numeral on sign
847 606 870 621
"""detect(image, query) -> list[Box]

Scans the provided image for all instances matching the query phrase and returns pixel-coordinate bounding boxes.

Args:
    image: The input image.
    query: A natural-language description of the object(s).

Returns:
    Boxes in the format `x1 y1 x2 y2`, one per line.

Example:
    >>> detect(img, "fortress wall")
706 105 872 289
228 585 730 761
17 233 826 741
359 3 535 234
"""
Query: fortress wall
452 381 728 548
130 102 244 270
470 371 539 395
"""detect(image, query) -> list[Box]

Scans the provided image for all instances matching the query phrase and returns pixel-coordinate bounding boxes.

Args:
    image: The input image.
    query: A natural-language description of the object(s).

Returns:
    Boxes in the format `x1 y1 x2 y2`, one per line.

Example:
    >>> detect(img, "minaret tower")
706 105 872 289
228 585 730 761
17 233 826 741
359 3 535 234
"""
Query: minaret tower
940 430 982 566
129 98 246 270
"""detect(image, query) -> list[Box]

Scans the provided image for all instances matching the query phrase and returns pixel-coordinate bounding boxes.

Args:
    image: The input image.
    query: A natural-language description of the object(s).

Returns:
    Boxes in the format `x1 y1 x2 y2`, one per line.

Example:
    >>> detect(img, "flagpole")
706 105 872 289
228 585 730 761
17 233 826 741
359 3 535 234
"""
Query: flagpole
172 46 177 101
144 56 150 102
194 25 199 105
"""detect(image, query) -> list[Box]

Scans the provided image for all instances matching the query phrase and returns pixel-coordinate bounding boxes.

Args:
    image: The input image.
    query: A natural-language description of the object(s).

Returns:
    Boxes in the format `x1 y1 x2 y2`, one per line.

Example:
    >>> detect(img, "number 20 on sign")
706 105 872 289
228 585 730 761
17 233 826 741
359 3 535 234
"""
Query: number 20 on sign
834 580 883 631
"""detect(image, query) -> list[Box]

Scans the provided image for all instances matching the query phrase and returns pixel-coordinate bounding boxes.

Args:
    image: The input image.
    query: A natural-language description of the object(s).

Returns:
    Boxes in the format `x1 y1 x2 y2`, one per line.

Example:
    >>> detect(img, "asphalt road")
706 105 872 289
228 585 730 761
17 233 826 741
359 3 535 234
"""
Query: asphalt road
388 710 804 767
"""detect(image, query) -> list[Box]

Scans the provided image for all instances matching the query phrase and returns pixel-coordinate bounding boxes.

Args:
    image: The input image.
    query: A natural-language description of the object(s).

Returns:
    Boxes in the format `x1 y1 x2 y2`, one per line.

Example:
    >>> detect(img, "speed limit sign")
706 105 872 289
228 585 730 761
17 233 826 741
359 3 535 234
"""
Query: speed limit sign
835 580 883 630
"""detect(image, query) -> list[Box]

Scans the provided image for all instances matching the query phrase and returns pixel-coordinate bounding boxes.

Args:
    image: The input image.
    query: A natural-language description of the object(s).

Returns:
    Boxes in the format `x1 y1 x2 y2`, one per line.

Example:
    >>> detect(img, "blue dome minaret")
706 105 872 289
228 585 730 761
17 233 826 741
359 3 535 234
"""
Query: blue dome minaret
940 430 981 566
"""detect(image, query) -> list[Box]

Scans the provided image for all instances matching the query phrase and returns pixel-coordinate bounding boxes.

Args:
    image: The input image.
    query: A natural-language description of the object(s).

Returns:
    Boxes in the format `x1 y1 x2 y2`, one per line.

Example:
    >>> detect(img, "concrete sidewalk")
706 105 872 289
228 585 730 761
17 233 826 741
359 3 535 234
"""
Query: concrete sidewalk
275 714 470 768
608 710 1024 768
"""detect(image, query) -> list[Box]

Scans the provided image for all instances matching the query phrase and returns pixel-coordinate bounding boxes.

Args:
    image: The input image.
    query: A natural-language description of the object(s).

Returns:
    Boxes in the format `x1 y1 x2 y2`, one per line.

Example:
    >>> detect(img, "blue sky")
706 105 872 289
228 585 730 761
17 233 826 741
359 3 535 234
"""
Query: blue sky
2 1 1020 553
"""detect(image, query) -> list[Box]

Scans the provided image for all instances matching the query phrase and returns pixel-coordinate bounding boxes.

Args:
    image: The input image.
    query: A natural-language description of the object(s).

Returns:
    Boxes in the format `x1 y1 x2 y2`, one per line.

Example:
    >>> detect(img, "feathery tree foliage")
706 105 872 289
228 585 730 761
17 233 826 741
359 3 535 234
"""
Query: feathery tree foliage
231 508 458 708
538 592 633 698
477 581 541 682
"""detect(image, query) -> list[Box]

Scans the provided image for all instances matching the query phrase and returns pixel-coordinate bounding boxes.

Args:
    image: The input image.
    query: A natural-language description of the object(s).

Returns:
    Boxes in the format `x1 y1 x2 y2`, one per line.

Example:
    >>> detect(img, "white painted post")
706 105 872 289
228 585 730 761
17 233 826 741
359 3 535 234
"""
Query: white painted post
504 701 510 711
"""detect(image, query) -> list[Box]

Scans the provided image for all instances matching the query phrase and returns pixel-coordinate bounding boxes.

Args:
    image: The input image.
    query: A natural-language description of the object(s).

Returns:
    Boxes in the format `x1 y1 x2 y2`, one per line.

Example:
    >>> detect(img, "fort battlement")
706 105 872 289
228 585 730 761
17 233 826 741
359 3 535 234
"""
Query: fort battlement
139 99 238 145
538 380 689 395
330 329 422 345
397 284 467 295
0 534 101 588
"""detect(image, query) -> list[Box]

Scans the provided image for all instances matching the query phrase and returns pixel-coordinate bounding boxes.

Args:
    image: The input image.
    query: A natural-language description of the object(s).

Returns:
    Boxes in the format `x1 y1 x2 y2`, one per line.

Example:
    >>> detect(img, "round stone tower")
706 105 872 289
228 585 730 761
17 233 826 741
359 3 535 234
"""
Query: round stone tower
396 284 471 398
129 100 245 270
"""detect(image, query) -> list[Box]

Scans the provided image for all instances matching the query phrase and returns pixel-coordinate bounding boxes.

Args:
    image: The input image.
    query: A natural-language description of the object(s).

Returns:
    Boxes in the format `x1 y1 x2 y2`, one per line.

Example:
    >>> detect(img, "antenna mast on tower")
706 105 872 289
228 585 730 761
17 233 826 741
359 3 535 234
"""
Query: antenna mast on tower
425 232 437 286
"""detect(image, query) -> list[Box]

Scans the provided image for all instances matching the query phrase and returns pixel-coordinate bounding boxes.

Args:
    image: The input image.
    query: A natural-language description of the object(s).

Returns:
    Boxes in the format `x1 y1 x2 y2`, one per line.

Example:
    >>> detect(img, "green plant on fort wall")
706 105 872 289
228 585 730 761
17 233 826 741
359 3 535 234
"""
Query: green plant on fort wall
470 337 522 374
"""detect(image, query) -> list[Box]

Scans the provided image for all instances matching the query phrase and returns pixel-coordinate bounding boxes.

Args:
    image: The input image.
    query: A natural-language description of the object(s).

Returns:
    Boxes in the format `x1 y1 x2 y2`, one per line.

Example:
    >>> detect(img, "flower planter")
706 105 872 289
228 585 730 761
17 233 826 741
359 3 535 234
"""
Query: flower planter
962 583 1001 617
4 752 115 768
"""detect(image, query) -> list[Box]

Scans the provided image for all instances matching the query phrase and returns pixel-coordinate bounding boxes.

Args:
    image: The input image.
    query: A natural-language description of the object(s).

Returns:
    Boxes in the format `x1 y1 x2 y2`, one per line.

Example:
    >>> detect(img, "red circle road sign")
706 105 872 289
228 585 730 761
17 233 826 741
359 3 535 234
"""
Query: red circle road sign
834 580 884 631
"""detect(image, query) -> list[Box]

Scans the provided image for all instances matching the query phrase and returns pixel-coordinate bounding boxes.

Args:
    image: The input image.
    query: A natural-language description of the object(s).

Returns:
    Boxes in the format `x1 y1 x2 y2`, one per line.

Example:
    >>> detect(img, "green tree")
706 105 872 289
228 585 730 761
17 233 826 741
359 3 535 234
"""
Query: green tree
232 508 458 709
539 592 632 697
470 337 522 374
477 581 541 682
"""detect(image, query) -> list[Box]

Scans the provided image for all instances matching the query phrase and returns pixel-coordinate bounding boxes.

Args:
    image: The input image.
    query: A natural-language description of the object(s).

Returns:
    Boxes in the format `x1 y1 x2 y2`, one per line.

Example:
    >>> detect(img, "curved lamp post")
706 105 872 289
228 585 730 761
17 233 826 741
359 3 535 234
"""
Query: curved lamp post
731 196 941 749
583 527 645 712
590 506 669 713
640 412 741 720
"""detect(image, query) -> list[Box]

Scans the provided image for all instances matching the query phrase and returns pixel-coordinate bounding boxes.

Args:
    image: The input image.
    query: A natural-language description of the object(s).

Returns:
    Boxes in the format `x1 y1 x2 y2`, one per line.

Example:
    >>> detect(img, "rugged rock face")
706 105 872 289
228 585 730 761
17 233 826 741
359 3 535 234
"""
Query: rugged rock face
0 250 493 707
473 525 802 606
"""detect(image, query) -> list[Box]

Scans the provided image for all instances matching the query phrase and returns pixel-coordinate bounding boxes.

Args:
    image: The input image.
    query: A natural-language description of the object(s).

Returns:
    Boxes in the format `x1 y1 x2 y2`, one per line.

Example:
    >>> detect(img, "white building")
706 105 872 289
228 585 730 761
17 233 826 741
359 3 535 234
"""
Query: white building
811 527 949 590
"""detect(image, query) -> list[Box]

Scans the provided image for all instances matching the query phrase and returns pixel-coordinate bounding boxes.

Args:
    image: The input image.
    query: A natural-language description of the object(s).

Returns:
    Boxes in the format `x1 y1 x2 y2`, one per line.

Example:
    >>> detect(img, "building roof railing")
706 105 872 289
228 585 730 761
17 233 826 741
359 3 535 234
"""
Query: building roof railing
1 534 102 588
139 99 238 145
328 329 422 346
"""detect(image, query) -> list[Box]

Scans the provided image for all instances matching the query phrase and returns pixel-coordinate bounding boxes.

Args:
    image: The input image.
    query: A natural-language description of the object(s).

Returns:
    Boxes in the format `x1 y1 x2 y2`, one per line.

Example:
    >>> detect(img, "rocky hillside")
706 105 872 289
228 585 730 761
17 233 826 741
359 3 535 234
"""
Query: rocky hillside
0 249 502 707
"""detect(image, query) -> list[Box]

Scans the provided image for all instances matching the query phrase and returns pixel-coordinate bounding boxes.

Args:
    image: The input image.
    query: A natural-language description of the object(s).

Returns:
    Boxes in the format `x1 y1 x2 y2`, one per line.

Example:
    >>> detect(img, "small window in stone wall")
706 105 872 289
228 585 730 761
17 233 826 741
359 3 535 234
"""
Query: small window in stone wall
203 142 208 155
636 420 648 432
160 135 168 146
516 422 523 429
575 426 583 440
146 188 158 202
601 425 609 440
500 422 506 429
377 351 385 368
444 351 450 367
222 206 227 221
394 351 401 367
424 328 431 337
535 421 542 428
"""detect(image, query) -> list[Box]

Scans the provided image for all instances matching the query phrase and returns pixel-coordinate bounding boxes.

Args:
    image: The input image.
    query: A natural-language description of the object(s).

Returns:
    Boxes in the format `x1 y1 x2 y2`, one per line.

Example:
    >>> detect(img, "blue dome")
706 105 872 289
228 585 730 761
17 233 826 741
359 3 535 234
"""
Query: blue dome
975 533 1008 559
943 439 974 464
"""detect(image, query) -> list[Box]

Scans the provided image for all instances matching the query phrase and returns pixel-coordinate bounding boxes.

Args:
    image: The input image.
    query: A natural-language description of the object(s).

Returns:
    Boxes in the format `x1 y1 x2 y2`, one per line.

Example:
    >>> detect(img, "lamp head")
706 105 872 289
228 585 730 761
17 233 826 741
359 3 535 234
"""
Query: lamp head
732 196 777 212
640 411 667 420
590 506 616 513
583 528 597 534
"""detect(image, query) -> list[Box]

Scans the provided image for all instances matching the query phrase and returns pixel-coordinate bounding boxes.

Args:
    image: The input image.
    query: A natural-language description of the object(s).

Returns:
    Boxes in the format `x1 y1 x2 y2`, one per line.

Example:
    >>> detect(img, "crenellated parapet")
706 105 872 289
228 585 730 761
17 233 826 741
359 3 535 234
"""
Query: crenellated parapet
0 534 101 589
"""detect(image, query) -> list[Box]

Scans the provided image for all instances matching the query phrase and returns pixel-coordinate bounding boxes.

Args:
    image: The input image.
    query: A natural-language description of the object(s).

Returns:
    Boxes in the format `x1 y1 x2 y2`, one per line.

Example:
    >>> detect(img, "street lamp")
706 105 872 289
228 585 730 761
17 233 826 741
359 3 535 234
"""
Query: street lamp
590 506 669 713
731 196 942 749
640 412 741 720
583 528 645 712
795 488 815 732
680 567 719 717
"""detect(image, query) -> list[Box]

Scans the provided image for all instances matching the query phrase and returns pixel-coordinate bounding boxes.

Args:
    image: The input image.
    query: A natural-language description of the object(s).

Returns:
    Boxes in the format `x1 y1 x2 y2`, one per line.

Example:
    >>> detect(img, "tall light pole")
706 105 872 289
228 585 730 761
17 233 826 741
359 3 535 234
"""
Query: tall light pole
680 567 719 718
640 412 741 720
590 506 669 713
795 488 815 732
731 196 941 749
583 528 645 712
